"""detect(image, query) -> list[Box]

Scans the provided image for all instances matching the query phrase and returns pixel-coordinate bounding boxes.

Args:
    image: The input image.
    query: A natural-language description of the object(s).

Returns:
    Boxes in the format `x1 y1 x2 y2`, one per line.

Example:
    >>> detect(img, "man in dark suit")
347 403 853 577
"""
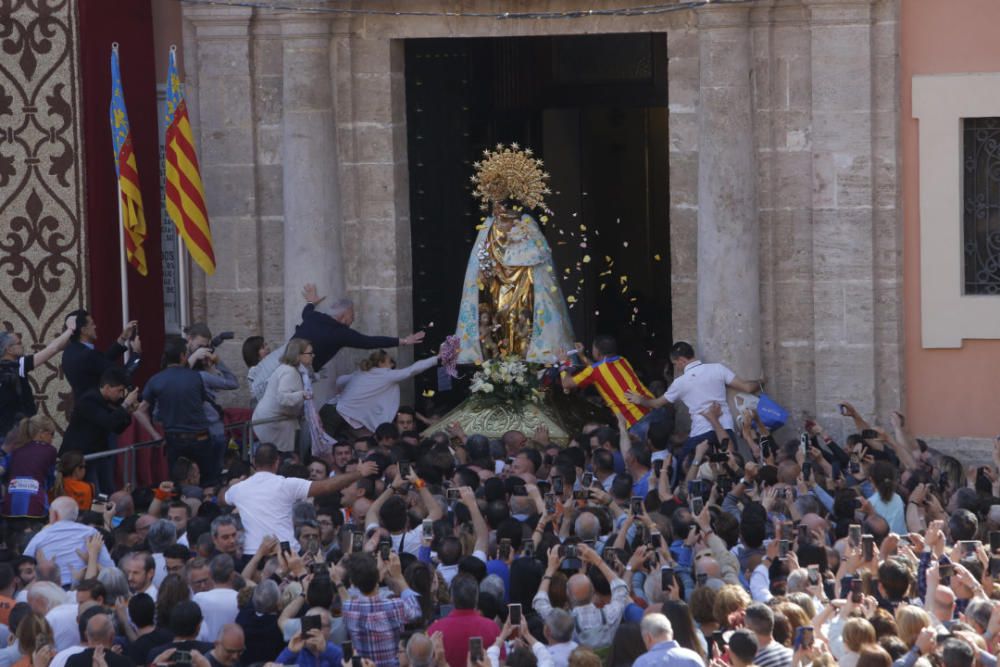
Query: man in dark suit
61 308 140 399
61 368 138 494
66 611 135 667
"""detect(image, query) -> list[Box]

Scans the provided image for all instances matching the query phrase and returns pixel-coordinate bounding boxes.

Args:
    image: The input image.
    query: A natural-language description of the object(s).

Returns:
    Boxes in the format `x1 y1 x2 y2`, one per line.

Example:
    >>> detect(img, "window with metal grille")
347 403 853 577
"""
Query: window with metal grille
963 117 1000 294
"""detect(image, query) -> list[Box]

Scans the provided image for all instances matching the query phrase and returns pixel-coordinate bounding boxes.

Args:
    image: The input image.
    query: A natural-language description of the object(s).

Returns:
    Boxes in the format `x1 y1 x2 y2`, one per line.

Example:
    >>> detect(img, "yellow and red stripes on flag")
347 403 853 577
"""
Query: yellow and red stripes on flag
164 47 215 275
572 356 653 427
110 45 148 276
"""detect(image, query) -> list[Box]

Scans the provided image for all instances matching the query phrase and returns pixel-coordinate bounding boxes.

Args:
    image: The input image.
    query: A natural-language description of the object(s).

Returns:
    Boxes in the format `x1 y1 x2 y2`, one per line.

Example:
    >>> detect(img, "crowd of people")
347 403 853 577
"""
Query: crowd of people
0 287 997 667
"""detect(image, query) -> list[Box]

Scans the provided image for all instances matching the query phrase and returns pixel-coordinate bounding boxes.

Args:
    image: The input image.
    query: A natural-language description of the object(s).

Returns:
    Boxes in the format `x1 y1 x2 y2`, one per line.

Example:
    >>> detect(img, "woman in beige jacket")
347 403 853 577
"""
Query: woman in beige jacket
251 338 313 452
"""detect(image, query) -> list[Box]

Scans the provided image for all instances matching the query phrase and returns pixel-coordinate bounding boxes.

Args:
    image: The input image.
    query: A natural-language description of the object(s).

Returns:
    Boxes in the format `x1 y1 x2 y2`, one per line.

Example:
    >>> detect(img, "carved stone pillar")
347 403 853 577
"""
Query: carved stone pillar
696 5 762 377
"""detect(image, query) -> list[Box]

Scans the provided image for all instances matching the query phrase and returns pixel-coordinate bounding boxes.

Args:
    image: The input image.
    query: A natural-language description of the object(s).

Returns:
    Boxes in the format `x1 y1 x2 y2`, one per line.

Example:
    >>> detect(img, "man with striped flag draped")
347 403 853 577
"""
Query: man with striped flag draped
110 43 148 276
164 45 216 275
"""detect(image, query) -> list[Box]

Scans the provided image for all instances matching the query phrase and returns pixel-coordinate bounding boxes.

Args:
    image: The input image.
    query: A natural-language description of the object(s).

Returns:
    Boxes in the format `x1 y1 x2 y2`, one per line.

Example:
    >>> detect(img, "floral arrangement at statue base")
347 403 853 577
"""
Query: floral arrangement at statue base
468 357 543 403
425 357 609 445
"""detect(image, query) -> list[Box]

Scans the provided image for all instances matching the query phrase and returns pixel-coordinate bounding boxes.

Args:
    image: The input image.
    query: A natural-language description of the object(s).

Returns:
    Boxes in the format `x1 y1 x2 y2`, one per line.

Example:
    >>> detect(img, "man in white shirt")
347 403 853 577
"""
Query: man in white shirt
121 552 158 601
195 555 239 643
223 443 377 557
627 341 762 470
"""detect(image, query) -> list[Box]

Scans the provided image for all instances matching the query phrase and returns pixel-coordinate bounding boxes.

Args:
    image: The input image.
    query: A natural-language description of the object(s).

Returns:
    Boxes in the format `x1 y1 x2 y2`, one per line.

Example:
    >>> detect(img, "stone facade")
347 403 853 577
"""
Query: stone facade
181 0 902 441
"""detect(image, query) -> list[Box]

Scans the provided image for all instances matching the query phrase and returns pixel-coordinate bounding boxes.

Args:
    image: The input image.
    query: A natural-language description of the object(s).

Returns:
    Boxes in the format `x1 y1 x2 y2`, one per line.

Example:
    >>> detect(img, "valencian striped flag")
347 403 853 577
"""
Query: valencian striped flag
164 46 216 274
110 44 148 276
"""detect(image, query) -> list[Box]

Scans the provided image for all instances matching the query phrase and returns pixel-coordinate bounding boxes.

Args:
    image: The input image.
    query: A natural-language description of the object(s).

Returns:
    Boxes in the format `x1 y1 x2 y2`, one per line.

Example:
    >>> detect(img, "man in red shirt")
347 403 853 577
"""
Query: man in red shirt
426 574 502 667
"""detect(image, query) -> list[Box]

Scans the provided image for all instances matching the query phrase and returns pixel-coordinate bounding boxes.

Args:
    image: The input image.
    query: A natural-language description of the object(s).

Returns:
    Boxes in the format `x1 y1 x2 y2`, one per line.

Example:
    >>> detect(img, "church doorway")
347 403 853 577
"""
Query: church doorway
405 33 671 401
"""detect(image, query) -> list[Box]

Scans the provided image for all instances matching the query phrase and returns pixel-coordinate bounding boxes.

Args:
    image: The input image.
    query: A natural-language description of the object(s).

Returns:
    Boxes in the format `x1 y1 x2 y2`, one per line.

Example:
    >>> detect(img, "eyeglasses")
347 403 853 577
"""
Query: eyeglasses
302 351 315 356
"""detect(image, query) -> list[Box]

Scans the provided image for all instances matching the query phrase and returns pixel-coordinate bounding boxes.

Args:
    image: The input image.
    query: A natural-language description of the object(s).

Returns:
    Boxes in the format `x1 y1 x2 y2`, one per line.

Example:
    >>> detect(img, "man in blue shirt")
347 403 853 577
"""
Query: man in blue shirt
275 608 343 667
633 613 704 667
22 497 114 587
141 336 210 479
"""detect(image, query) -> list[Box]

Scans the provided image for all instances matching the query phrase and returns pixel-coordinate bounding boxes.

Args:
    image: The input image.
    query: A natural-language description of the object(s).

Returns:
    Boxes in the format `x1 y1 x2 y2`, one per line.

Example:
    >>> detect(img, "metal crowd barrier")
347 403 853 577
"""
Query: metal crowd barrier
80 415 296 489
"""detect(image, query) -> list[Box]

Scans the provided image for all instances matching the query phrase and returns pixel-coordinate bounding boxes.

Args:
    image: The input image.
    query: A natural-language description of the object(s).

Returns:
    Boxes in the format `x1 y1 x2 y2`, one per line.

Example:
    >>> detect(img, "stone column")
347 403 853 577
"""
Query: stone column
804 0 876 436
278 15 344 336
695 5 761 377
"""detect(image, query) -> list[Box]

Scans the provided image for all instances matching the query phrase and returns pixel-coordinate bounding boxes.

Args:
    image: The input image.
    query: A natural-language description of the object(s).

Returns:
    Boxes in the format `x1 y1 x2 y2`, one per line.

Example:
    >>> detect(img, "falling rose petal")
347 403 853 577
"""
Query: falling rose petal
580 242 587 248
600 283 606 291
475 224 486 230
623 241 629 248
654 254 662 261
604 256 612 263
540 215 549 223
580 224 587 231
422 390 435 397
572 212 578 217
567 296 577 303
550 286 557 293
582 255 591 263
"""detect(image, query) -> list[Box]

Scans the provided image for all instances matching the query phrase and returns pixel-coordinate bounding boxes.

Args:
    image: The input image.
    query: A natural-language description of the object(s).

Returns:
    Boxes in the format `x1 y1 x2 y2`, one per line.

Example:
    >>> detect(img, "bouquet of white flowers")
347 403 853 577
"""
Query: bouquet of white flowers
469 357 539 401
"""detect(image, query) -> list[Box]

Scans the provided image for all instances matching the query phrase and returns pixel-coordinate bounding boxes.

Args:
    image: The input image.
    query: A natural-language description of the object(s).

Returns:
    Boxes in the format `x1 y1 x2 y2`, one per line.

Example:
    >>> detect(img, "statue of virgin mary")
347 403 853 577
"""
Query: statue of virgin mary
455 144 574 364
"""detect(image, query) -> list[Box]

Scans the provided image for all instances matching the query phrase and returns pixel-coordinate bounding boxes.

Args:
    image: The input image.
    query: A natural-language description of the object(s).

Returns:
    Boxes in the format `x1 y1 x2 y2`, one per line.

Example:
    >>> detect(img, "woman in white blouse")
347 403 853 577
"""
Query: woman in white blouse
333 349 439 434
252 338 313 452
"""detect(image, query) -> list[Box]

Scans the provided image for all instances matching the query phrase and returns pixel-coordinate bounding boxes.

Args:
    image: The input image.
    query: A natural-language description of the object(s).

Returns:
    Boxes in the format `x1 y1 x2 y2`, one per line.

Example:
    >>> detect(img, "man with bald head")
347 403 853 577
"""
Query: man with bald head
207 624 246 667
23 497 114 587
66 613 132 667
404 633 435 667
573 512 601 545
534 543 628 650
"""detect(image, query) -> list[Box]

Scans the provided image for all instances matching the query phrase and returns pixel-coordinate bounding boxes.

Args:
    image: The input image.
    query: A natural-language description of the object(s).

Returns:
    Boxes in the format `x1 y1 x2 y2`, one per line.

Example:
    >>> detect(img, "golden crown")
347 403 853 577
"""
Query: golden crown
471 143 552 213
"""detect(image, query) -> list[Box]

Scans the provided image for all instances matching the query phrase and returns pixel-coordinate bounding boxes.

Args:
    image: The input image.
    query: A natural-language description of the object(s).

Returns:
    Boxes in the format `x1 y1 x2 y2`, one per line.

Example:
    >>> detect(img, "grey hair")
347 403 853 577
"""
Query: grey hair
643 568 666 605
640 613 673 641
211 514 241 537
545 609 575 643
26 581 66 613
210 554 235 584
97 567 130 604
0 332 16 357
147 519 177 553
51 497 79 522
329 298 354 318
479 574 505 603
786 568 811 594
965 598 995 632
252 579 279 614
292 501 317 525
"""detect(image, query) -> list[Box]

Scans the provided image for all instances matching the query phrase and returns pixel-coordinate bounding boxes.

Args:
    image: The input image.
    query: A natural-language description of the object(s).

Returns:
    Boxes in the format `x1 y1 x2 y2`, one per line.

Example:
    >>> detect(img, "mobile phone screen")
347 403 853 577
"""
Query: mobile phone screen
509 603 522 624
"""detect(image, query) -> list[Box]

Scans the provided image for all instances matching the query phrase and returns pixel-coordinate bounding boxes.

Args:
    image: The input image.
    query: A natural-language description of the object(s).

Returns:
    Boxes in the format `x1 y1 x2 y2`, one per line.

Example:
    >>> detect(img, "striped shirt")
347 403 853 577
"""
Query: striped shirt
755 641 793 667
571 356 653 427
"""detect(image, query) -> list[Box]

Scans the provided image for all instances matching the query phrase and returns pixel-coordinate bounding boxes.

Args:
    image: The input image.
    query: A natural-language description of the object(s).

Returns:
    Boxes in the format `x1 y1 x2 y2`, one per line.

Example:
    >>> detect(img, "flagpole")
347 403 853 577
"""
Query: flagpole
177 230 189 329
117 181 131 363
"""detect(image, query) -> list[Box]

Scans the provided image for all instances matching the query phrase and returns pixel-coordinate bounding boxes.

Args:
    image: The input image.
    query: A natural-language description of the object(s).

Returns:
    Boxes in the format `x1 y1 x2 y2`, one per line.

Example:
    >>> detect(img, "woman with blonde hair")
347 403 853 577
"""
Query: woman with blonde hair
839 617 878 667
251 338 314 453
1 416 58 524
12 613 53 667
894 605 932 647
330 349 439 437
713 584 752 629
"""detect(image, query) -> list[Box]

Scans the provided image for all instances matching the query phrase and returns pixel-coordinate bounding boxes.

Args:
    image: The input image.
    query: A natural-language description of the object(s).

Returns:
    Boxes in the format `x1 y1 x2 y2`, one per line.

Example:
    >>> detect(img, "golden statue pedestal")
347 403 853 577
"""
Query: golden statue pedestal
425 388 609 445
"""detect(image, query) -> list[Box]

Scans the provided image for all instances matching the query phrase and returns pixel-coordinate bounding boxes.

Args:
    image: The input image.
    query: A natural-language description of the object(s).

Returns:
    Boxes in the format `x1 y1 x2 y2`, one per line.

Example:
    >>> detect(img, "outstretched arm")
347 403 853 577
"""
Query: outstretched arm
309 461 378 498
459 486 488 554
30 317 75 367
727 377 763 394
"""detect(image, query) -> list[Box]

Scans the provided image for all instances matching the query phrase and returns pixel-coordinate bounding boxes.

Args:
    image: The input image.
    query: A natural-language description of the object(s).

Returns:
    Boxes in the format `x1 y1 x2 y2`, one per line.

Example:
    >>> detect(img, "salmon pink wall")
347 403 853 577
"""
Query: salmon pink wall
902 0 1000 438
